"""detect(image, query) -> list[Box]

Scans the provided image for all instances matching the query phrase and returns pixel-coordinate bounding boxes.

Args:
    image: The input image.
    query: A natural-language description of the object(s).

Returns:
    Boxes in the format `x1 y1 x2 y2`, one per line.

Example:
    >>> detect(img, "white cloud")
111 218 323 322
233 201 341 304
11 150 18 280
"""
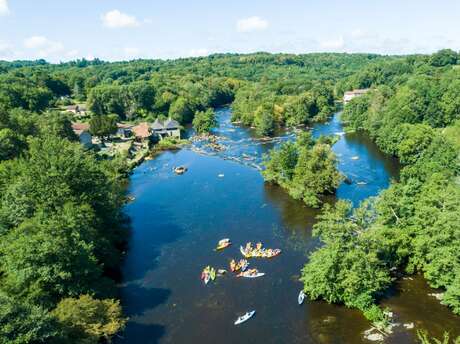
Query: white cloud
188 48 209 57
0 0 9 16
23 35 64 58
101 10 140 28
236 16 269 33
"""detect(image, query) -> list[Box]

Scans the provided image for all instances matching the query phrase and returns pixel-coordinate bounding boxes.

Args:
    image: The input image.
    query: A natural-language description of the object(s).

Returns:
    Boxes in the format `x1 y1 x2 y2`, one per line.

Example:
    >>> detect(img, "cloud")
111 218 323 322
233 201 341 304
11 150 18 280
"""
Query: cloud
0 0 9 16
188 48 209 57
236 16 269 33
101 10 140 28
23 35 64 58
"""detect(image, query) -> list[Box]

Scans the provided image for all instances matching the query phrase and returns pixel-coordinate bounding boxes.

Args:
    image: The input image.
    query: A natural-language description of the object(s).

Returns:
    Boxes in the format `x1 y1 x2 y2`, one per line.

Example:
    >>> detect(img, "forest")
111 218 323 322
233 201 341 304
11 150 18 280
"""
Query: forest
0 49 459 342
300 49 460 330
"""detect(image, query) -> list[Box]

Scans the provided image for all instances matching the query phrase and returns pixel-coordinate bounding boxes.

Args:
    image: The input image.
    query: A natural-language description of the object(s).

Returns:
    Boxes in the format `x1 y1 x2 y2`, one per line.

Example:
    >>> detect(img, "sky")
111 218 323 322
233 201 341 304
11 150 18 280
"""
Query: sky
1 0 460 62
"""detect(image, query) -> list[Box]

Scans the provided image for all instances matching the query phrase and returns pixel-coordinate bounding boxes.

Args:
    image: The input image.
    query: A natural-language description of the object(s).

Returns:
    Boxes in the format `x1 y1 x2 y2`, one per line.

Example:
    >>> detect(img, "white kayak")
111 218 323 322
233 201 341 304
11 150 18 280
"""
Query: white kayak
241 272 265 278
240 246 250 258
204 274 210 285
234 310 256 325
298 290 305 305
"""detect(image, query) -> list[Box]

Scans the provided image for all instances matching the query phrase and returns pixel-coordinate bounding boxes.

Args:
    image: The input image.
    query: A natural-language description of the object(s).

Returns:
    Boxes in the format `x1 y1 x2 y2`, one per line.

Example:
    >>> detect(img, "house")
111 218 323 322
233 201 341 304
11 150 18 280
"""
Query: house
64 104 87 115
151 118 181 140
132 122 152 142
71 123 92 148
116 123 133 139
343 89 370 105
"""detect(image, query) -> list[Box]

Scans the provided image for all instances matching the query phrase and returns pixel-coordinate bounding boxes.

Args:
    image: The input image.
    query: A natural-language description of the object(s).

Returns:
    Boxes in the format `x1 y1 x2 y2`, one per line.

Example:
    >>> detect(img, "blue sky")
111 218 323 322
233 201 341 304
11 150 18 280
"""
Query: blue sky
1 0 460 62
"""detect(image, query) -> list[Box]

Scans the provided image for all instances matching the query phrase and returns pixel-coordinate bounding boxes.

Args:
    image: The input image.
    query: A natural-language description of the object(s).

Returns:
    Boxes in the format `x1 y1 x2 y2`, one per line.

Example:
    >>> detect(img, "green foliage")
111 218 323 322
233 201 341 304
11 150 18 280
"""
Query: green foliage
0 292 59 344
89 114 117 139
330 50 460 323
430 49 458 67
254 104 275 136
0 128 25 161
192 108 216 134
0 134 126 341
168 96 194 124
300 201 392 325
52 294 126 344
263 132 342 207
38 111 77 141
417 330 460 344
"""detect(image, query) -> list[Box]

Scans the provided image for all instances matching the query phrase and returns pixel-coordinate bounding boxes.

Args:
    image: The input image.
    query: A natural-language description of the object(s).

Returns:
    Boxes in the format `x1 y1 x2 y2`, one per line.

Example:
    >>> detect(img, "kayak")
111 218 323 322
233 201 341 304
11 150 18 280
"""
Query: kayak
204 274 210 285
216 242 231 250
216 238 231 251
234 310 256 325
240 259 249 272
240 246 250 258
238 272 265 278
298 290 305 305
237 269 264 278
210 268 216 281
240 243 281 258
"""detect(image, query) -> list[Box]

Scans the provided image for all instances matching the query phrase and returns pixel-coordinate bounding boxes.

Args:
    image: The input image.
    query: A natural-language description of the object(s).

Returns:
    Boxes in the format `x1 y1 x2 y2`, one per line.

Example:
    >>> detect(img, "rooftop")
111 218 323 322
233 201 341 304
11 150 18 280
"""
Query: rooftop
152 118 180 131
132 122 151 138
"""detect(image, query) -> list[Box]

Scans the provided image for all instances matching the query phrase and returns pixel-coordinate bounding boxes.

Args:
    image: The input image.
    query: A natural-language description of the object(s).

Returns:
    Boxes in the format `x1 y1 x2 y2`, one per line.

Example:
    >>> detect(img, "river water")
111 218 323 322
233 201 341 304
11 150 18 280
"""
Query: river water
118 108 459 344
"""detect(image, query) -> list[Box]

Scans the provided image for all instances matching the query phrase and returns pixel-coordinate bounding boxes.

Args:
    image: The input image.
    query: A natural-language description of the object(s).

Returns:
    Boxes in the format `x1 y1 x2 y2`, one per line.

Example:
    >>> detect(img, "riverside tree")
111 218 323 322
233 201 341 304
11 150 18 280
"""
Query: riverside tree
263 132 342 207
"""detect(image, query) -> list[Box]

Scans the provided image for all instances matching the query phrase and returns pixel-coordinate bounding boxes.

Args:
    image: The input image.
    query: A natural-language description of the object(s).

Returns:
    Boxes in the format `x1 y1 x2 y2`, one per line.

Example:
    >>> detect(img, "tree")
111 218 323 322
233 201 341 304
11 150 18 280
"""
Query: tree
52 294 126 344
301 201 392 326
0 128 24 161
254 104 275 136
169 96 193 124
288 142 342 207
192 108 216 134
89 115 117 140
39 111 77 141
263 132 341 208
0 206 104 306
430 49 458 67
0 292 59 344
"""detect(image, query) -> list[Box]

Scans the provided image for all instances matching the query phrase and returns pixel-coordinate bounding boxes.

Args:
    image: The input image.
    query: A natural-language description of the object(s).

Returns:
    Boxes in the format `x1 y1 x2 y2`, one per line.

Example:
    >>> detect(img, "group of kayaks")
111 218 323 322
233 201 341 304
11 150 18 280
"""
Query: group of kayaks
239 242 282 259
202 237 304 326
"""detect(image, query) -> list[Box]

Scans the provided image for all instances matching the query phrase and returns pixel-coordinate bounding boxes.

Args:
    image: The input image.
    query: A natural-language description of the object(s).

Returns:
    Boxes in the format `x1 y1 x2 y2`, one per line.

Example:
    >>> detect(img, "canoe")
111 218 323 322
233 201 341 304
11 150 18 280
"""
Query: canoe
234 310 256 325
298 290 305 305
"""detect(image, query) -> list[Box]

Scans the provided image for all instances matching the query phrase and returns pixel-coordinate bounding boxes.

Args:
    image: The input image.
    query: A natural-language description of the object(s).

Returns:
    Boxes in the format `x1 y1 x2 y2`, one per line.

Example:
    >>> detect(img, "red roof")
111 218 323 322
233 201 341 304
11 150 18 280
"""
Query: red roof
117 123 133 129
72 123 90 131
132 122 151 138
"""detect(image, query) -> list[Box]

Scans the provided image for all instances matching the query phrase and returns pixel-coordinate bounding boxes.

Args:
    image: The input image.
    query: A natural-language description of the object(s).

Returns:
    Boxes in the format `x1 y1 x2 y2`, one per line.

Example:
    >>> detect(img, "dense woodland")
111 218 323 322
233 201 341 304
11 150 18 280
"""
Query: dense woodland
0 50 459 342
300 49 460 331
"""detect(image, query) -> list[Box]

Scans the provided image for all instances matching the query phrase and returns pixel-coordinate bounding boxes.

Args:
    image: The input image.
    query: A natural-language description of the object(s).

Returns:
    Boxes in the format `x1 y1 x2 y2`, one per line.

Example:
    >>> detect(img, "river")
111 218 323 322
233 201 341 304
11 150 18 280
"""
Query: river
117 108 460 344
